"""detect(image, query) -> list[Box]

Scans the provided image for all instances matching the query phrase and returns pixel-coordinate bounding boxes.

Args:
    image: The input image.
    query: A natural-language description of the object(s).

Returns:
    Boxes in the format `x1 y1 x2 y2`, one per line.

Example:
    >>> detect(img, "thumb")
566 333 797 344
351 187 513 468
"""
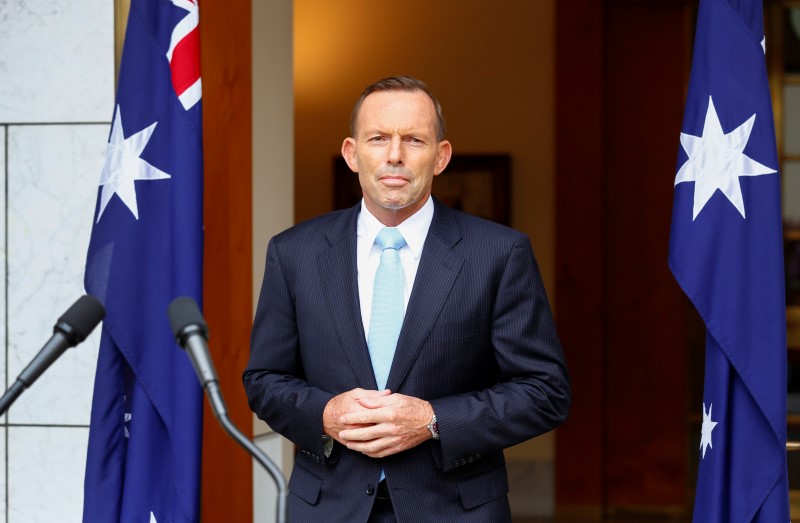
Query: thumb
357 390 392 408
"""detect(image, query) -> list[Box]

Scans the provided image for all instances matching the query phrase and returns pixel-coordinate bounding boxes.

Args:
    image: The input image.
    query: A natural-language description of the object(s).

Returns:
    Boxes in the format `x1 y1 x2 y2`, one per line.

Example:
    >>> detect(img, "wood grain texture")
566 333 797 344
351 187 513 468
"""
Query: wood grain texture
200 0 253 520
556 0 692 513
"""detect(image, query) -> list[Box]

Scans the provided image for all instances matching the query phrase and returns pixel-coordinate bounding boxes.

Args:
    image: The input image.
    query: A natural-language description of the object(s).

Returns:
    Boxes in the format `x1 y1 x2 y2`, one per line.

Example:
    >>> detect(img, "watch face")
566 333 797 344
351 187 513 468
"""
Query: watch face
429 415 439 439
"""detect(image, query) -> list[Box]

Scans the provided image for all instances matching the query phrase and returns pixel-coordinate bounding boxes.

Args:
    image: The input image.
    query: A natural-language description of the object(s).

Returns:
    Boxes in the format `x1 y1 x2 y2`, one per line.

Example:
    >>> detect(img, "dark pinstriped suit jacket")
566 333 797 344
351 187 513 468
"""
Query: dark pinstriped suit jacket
243 198 571 523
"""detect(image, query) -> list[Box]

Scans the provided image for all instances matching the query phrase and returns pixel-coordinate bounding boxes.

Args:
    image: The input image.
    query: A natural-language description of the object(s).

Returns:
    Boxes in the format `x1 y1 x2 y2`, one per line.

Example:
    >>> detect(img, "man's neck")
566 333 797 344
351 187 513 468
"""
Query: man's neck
364 196 431 227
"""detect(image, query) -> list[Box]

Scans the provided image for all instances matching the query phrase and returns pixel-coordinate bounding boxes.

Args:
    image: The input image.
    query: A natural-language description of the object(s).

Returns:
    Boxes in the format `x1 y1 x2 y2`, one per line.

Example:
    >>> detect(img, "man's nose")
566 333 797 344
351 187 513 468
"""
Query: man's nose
387 135 403 165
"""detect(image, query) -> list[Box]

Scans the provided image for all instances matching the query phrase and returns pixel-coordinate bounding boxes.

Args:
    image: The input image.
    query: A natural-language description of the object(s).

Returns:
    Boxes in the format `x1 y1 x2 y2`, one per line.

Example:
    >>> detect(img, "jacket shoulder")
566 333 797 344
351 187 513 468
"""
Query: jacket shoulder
447 207 528 248
272 207 353 245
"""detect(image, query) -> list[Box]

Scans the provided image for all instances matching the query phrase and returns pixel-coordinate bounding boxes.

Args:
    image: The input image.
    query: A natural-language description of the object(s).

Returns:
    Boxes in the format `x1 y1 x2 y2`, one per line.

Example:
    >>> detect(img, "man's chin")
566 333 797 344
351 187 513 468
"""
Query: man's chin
377 200 413 211
363 193 430 223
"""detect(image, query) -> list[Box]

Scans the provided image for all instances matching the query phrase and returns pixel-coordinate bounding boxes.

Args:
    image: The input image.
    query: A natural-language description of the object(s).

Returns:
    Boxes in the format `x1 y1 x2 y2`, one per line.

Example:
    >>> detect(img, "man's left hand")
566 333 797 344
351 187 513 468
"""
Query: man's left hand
337 393 434 458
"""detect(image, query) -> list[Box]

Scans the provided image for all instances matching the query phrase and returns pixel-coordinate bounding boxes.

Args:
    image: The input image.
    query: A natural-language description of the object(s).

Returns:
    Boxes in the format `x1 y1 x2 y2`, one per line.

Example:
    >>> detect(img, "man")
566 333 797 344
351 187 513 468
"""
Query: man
244 76 570 523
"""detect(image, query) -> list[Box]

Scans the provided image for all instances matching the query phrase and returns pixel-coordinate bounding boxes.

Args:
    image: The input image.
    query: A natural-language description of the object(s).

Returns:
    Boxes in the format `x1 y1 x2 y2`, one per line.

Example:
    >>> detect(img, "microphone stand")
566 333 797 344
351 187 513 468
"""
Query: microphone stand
168 298 288 522
0 295 105 416
0 381 26 417
203 380 288 523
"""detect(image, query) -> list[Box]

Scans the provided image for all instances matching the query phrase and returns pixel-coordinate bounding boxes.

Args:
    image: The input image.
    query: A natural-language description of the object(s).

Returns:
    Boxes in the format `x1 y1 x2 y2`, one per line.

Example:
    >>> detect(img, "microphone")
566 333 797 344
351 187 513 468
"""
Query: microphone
167 297 219 389
167 297 288 523
0 295 105 416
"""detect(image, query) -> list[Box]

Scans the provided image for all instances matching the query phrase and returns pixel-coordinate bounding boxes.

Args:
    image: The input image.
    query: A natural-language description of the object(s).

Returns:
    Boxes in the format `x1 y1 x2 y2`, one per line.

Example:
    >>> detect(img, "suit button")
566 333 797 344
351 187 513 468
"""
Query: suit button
366 484 375 496
453 460 460 467
475 453 482 460
460 458 467 466
467 457 474 464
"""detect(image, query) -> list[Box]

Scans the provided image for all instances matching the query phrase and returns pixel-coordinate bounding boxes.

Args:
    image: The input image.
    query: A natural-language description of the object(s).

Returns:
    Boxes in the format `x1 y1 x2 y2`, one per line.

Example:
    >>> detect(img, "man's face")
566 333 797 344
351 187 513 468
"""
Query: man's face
342 90 452 226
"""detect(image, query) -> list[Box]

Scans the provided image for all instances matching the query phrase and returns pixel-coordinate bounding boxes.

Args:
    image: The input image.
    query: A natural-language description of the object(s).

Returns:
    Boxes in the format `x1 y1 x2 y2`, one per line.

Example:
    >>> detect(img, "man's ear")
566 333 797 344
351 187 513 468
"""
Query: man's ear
433 140 453 176
341 137 359 173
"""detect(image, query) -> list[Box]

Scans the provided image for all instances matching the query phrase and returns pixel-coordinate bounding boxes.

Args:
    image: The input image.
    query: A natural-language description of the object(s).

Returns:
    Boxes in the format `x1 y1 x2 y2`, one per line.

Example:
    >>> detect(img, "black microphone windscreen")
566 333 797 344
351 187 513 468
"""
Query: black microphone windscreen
57 295 106 343
168 297 208 340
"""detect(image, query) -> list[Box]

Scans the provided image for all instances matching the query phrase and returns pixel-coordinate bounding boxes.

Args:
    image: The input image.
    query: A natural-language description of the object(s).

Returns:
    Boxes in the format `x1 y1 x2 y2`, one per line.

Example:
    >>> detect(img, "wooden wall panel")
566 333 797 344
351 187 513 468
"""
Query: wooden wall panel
200 0 253 520
603 3 689 509
554 0 607 511
556 0 692 515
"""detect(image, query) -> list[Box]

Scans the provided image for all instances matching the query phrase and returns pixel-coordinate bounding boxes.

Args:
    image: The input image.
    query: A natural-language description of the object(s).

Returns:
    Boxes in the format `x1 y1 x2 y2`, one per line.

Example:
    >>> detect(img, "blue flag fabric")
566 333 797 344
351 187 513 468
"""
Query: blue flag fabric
82 0 203 521
669 0 789 521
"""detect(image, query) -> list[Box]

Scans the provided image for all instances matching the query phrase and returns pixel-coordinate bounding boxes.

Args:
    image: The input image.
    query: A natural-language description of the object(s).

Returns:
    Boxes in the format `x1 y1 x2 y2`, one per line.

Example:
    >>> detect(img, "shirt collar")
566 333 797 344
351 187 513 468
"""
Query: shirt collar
357 196 434 260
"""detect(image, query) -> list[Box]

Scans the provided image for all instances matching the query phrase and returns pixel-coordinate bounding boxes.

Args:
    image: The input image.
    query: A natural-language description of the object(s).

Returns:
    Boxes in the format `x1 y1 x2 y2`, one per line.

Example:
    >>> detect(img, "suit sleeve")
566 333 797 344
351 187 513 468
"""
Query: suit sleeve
429 235 571 472
243 237 334 459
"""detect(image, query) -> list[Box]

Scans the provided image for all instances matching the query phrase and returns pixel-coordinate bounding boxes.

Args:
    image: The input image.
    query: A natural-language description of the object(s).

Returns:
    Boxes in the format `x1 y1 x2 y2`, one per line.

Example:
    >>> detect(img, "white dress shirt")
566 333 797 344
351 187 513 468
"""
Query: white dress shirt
356 196 434 337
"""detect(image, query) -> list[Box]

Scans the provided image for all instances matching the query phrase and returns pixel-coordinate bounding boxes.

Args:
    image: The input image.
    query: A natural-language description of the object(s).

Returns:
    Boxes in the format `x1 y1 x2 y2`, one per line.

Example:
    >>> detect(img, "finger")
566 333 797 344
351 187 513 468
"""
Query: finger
346 435 398 455
339 423 390 442
362 446 401 458
353 438 407 458
341 406 397 426
356 391 405 410
353 389 391 401
338 423 373 432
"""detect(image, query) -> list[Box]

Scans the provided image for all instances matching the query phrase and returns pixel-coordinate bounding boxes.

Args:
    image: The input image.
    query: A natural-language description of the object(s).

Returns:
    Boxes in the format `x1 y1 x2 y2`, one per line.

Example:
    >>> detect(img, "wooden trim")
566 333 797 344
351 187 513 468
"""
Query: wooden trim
554 0 606 507
114 0 130 89
555 0 692 511
200 0 253 520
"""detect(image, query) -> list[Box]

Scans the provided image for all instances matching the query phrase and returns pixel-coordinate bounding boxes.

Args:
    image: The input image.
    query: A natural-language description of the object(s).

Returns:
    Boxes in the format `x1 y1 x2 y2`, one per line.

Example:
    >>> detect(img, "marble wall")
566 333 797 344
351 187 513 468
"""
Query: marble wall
251 0 296 520
0 1 114 521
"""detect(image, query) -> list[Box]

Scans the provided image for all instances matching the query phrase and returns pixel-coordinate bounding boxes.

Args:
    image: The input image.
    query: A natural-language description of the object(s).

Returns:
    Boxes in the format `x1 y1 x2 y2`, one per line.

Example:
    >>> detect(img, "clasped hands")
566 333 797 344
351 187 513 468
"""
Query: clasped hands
323 388 434 458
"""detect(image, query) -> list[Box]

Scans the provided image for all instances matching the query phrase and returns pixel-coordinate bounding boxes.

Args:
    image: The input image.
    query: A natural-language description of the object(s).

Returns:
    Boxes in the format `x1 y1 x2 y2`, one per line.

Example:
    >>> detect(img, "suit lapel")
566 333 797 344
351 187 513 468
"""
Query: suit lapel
386 200 464 392
317 205 378 389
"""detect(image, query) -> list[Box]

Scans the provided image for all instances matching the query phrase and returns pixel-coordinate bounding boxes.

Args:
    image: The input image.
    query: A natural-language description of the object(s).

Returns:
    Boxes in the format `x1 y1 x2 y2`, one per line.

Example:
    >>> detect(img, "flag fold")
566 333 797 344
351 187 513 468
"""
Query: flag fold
83 0 204 521
669 0 789 521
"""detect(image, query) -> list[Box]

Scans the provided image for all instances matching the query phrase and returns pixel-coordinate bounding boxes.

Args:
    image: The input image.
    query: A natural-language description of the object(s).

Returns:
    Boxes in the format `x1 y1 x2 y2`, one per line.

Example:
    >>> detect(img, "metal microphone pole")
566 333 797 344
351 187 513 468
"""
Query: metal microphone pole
203 379 288 523
168 297 288 523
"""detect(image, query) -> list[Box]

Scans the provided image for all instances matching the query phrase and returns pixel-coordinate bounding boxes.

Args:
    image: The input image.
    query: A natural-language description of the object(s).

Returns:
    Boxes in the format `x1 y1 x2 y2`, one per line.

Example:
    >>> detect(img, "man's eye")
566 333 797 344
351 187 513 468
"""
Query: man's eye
368 136 387 143
405 137 424 145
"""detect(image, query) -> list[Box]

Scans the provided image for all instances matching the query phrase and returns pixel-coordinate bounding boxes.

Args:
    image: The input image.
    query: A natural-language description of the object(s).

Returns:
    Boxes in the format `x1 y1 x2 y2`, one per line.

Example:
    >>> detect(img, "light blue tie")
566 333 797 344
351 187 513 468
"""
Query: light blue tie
367 227 406 391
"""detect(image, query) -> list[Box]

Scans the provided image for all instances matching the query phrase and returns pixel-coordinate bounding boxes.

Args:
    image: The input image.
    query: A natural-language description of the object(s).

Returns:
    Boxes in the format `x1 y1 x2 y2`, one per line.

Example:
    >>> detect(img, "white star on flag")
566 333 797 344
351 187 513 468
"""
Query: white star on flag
96 105 171 222
150 512 157 523
674 96 776 220
700 402 718 459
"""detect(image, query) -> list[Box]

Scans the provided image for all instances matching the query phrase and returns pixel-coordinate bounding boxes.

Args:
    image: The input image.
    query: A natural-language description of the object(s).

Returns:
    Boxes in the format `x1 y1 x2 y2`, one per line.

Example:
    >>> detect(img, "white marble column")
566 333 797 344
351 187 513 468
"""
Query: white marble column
0 1 113 521
252 0 295 522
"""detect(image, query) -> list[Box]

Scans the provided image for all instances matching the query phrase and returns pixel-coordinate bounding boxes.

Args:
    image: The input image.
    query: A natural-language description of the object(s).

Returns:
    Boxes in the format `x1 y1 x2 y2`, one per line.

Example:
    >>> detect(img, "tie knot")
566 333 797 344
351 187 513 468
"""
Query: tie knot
376 227 406 251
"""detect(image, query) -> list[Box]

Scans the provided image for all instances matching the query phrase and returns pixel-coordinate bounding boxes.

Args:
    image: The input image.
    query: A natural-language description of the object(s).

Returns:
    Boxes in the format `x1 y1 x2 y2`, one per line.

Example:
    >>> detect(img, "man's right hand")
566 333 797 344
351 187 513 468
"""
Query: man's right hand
323 388 391 444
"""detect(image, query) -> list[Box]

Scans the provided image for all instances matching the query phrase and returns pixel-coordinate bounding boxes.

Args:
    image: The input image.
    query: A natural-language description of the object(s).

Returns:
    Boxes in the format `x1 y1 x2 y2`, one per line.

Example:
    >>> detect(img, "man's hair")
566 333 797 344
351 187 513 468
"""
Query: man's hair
349 76 446 142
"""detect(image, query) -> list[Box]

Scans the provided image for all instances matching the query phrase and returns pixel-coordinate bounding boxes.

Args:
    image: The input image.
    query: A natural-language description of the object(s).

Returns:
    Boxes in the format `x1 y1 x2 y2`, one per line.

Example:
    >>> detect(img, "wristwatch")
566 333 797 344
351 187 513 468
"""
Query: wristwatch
427 414 440 440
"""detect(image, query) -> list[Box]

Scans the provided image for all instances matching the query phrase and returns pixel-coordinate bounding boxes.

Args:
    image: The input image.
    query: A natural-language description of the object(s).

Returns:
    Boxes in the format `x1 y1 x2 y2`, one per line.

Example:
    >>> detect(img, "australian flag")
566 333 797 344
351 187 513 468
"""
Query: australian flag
669 0 789 521
82 0 204 521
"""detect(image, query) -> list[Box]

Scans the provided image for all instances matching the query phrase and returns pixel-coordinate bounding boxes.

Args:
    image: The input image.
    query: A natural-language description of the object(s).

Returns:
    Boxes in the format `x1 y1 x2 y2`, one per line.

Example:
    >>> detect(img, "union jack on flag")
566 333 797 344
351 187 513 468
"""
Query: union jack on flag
167 0 201 110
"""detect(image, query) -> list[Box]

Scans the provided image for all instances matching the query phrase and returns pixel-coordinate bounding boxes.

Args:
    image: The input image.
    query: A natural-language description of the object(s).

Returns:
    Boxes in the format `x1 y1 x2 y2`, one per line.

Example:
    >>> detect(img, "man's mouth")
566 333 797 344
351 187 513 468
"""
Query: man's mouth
378 174 409 186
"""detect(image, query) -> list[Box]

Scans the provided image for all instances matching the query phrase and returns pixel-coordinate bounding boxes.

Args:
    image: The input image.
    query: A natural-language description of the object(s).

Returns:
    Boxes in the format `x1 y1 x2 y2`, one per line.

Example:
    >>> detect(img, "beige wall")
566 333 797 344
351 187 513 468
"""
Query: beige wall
294 0 556 296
